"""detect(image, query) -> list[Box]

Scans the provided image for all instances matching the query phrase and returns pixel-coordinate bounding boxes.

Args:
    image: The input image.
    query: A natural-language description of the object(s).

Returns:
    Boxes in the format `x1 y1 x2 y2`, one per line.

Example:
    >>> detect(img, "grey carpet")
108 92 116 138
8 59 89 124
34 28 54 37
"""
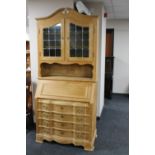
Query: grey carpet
26 94 129 155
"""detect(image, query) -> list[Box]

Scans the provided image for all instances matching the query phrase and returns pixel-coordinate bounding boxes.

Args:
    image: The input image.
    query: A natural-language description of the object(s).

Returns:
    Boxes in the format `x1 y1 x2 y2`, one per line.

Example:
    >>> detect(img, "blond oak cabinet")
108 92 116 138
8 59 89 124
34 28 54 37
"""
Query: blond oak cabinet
35 8 99 151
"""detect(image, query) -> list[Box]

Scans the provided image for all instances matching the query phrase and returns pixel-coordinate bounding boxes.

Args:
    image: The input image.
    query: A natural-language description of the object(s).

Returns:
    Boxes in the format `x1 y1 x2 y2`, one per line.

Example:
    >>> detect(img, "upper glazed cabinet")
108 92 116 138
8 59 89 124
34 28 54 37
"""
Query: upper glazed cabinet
37 8 98 80
65 10 94 62
38 12 65 61
37 8 97 62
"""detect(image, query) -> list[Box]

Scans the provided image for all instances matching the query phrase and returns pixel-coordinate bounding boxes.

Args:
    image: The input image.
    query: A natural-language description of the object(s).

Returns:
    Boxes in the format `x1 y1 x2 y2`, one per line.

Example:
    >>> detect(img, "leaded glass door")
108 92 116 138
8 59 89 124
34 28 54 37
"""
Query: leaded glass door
39 19 64 61
66 20 94 62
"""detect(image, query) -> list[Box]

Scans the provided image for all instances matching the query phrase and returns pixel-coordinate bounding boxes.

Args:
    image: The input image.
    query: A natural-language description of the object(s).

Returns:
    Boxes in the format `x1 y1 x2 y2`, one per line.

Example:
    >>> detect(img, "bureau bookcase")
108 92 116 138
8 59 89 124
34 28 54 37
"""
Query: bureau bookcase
35 8 99 151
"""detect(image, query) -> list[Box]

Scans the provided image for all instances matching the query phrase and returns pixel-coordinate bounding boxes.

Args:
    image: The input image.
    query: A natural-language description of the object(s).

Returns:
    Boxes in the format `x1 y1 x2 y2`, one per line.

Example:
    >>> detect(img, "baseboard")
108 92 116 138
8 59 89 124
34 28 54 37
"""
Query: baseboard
97 116 101 120
112 93 129 97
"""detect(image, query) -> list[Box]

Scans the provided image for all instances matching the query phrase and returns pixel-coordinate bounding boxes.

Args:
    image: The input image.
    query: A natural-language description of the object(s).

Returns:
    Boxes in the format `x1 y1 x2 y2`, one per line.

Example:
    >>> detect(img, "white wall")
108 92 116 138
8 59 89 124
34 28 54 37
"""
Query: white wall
84 2 106 117
106 19 129 94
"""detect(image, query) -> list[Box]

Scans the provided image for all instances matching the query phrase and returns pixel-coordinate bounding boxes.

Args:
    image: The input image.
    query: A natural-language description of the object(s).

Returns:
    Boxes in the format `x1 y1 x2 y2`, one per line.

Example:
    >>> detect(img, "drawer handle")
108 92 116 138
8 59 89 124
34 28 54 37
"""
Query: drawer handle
77 109 83 113
77 134 83 138
77 118 83 121
76 126 83 130
43 105 47 109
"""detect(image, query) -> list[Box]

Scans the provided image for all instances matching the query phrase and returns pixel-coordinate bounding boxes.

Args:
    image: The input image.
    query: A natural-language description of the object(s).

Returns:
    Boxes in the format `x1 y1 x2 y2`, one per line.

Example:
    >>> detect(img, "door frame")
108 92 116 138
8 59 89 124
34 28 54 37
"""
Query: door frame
104 28 114 99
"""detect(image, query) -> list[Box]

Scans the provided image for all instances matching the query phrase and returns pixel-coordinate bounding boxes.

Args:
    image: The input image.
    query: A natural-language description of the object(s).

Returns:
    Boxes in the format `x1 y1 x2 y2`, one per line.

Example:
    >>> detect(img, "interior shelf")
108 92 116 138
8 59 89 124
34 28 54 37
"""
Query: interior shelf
40 63 93 79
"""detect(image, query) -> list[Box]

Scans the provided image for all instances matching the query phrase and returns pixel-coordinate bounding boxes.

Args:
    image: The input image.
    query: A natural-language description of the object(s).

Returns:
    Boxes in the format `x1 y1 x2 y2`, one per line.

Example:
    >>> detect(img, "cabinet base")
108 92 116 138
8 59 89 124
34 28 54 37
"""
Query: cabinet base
36 137 43 143
84 143 94 151
36 130 96 151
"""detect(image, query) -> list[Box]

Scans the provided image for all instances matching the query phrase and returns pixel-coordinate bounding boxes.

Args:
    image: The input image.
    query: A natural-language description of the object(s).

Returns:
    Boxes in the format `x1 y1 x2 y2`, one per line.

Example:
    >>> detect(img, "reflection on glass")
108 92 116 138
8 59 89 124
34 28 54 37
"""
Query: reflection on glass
70 23 89 58
43 23 61 57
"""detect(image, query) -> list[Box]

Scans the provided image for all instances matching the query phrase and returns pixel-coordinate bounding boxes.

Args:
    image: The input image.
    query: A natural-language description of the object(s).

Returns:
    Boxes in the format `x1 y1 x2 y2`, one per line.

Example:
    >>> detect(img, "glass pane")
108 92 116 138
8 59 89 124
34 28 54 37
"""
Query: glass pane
56 34 60 40
83 32 89 40
43 41 49 48
55 26 60 33
70 49 76 57
70 23 76 31
49 27 55 33
83 49 89 57
43 23 61 57
56 41 60 48
76 41 82 49
83 40 89 49
49 34 55 40
50 41 55 48
49 49 55 56
44 49 49 56
56 49 61 56
43 33 48 40
76 49 82 57
70 23 89 58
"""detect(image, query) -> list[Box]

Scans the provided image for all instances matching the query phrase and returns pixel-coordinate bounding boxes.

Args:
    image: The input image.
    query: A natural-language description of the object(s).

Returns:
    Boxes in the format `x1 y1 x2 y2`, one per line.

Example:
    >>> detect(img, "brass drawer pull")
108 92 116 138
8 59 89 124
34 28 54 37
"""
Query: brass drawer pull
60 107 64 110
60 131 64 135
76 133 84 138
42 105 47 109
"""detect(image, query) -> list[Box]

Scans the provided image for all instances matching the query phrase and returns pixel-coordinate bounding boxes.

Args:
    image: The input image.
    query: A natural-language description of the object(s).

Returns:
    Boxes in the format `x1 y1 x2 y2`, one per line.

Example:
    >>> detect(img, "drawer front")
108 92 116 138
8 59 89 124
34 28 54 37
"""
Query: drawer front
38 111 52 119
37 102 51 111
75 116 90 123
37 101 91 115
37 112 90 124
53 129 73 137
38 119 91 133
53 113 73 122
53 114 90 123
75 124 91 132
53 104 73 114
75 133 90 140
38 127 52 135
38 127 91 140
53 121 73 129
74 107 91 115
38 119 52 127
38 119 74 130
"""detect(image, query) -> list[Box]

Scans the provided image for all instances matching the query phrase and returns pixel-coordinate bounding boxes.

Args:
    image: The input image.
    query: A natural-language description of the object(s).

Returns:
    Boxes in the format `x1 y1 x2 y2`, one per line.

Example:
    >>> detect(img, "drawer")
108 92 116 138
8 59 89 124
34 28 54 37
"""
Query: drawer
75 133 90 140
75 124 91 132
38 119 91 132
38 111 90 124
74 107 91 115
75 116 90 123
53 122 73 130
53 122 91 132
37 101 91 115
37 111 52 119
53 113 72 122
38 127 52 135
37 103 52 111
38 119 52 127
53 114 90 123
53 104 73 114
53 129 73 137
